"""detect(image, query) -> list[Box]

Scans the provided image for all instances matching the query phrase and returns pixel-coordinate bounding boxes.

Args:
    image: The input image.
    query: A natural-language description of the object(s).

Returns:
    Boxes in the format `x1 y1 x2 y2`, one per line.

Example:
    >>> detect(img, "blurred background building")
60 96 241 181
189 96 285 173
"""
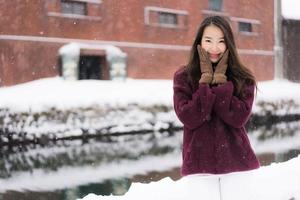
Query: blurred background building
0 0 279 86
281 0 300 82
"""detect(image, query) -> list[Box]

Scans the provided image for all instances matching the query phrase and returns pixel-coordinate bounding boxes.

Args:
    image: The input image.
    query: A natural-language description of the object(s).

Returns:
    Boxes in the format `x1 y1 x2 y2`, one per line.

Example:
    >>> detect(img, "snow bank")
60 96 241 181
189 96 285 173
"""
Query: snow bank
0 77 173 112
0 77 299 114
0 78 299 140
78 155 300 200
0 77 299 149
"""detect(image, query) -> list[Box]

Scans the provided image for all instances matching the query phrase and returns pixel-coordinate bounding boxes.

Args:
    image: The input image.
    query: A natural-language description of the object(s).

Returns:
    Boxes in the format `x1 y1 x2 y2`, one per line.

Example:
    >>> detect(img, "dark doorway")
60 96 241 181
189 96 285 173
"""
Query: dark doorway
79 56 102 80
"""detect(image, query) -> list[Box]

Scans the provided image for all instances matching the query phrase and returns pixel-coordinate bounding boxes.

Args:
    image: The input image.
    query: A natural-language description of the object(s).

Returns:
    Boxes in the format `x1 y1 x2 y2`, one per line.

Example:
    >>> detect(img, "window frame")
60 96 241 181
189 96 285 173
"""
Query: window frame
208 0 223 11
144 6 188 29
61 0 88 16
158 12 178 26
238 22 252 33
230 17 261 36
46 0 102 20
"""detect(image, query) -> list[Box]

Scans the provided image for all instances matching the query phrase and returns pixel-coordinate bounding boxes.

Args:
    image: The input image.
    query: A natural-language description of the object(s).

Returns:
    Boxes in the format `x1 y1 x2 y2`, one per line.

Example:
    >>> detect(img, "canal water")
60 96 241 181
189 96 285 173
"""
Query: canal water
0 121 300 200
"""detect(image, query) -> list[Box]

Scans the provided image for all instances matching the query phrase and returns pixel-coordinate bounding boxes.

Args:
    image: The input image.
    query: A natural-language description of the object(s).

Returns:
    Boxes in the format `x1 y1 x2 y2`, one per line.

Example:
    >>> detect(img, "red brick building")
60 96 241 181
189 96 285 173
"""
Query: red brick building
0 0 275 86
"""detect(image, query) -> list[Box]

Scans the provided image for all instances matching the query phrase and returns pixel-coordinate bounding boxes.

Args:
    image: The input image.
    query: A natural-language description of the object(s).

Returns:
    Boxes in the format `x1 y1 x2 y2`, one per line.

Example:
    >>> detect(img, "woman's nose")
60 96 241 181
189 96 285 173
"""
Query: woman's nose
210 43 219 52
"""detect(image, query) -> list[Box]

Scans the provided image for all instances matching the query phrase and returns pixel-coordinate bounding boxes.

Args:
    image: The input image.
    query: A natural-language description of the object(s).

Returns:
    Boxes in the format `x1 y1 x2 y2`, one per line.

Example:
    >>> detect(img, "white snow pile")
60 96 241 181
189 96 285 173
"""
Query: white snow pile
0 77 299 141
59 42 127 62
78 154 300 200
281 0 300 20
0 77 299 115
0 77 173 112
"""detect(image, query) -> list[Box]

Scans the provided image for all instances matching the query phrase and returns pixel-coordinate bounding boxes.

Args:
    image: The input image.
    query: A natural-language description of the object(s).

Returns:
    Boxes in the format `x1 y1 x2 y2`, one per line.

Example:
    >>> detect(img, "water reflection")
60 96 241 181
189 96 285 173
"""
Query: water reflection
0 120 300 200
0 132 181 179
251 120 299 140
0 179 131 200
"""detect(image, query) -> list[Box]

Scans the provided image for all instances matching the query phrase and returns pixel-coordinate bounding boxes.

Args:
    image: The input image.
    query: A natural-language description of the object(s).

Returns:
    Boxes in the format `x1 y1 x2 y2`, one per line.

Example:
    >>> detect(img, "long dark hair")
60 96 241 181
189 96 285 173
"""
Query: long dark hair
186 15 256 98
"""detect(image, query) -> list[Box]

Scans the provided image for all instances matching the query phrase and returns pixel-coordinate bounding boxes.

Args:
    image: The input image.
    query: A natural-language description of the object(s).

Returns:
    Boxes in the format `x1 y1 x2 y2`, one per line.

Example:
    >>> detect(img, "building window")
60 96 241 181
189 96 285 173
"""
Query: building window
61 0 87 15
144 6 188 29
208 0 223 11
158 12 178 26
238 22 252 32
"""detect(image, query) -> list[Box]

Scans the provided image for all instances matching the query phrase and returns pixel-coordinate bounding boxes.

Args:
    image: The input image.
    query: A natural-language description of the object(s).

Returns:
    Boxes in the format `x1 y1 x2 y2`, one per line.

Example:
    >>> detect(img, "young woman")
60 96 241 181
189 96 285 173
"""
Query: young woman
173 16 260 176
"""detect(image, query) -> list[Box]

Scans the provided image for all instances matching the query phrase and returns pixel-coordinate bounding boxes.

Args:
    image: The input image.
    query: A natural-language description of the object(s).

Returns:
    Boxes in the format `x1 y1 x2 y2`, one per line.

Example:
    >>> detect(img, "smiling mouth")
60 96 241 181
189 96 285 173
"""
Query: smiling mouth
209 54 220 59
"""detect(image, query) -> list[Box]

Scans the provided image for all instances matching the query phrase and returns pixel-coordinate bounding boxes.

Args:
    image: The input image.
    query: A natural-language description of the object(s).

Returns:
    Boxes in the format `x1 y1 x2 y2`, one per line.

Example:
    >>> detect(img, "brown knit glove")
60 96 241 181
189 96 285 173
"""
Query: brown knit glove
197 45 213 84
212 50 229 85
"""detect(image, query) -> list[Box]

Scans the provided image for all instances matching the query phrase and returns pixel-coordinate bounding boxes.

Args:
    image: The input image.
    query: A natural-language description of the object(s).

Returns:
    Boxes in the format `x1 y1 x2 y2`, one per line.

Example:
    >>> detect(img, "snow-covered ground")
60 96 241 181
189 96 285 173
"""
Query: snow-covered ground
0 77 299 141
0 78 176 141
0 77 299 113
79 155 300 200
0 77 172 112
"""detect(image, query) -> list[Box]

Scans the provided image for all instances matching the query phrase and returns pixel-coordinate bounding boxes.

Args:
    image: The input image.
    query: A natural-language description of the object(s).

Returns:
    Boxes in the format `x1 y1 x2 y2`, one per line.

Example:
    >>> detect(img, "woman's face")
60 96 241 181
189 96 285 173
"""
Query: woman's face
201 25 227 63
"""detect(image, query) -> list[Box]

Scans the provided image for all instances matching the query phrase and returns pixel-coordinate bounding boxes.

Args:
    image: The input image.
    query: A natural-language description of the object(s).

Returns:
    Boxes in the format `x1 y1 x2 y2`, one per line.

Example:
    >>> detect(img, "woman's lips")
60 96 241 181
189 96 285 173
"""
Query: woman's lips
209 53 220 59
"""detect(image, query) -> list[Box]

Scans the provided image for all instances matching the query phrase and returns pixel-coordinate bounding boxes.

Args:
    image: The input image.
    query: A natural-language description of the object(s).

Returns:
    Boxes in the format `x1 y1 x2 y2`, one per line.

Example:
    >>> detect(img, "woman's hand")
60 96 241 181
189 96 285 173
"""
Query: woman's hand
197 45 213 84
212 50 229 85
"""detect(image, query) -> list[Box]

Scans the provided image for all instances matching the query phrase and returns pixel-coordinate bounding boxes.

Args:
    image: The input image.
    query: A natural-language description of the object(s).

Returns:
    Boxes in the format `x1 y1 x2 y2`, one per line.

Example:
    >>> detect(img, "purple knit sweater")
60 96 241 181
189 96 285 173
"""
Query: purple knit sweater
173 67 260 176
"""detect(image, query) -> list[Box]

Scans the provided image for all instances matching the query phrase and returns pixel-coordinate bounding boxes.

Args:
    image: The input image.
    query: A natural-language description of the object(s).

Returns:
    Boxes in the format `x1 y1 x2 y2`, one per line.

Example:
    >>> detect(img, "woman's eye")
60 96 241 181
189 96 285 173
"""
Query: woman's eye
205 39 211 42
219 40 225 43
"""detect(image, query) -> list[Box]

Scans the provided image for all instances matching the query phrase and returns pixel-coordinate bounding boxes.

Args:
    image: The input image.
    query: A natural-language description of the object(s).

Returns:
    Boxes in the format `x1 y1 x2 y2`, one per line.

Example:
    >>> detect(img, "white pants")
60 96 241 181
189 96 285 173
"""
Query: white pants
179 174 223 200
179 170 263 200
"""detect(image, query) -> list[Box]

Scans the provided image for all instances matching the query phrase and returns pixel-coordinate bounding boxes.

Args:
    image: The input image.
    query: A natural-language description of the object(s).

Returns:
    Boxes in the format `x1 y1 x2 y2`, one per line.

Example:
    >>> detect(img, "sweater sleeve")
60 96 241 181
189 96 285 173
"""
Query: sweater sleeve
173 70 216 130
211 81 255 128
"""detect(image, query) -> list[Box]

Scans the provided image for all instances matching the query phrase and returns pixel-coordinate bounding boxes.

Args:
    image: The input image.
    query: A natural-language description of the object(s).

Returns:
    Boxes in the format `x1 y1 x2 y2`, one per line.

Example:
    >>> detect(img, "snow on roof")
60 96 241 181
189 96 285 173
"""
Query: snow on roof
59 42 80 57
281 0 300 20
59 42 127 61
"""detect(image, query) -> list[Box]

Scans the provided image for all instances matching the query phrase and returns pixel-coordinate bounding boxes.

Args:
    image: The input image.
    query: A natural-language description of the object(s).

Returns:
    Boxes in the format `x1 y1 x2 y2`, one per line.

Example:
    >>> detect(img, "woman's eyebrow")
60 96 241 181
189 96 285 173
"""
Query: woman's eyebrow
203 36 224 40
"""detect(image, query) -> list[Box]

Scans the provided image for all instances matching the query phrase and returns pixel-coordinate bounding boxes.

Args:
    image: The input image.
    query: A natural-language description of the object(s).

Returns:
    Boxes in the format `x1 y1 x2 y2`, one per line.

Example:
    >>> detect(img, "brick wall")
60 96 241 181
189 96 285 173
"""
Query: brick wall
0 0 275 86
